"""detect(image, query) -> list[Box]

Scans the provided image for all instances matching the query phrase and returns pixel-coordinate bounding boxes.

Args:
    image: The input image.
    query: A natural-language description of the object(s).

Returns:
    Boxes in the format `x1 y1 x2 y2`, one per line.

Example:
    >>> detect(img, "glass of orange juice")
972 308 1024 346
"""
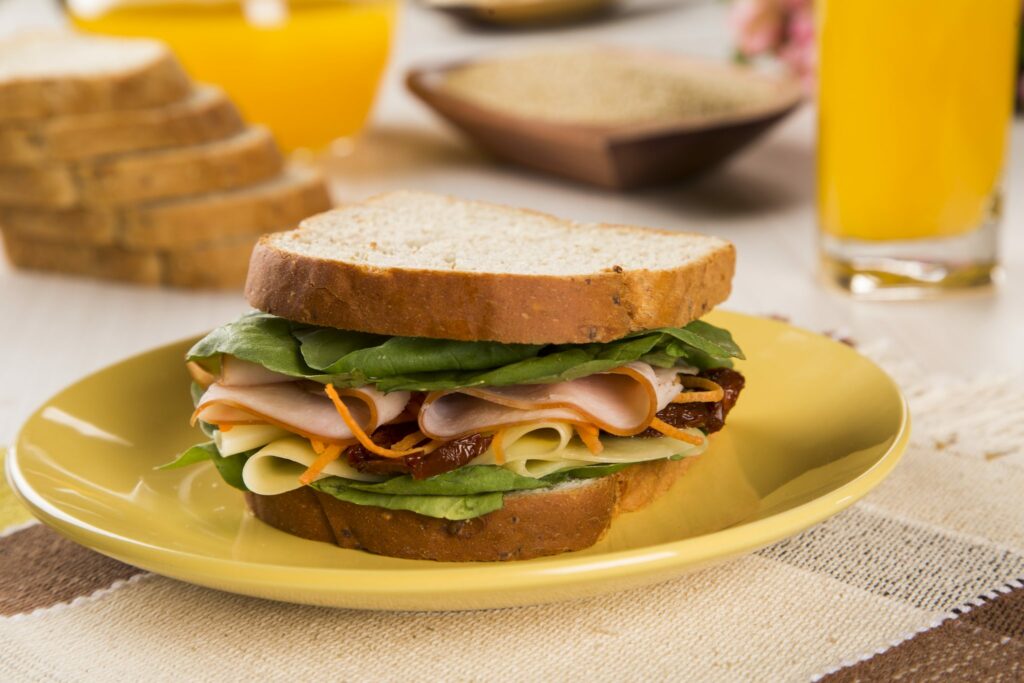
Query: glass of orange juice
66 0 398 152
817 0 1019 297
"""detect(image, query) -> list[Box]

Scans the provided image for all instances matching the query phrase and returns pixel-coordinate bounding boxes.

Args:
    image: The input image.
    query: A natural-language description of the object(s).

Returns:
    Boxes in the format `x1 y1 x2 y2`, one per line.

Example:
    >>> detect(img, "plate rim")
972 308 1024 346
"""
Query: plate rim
5 312 911 601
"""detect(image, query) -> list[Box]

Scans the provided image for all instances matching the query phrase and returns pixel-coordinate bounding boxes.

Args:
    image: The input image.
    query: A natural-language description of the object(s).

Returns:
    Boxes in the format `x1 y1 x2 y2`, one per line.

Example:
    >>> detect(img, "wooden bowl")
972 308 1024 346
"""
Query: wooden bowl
406 49 804 190
421 0 618 27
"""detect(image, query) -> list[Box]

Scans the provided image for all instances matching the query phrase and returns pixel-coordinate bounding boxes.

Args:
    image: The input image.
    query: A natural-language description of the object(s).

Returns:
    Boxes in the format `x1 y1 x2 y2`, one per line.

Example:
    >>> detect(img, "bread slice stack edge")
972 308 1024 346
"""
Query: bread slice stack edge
0 32 332 289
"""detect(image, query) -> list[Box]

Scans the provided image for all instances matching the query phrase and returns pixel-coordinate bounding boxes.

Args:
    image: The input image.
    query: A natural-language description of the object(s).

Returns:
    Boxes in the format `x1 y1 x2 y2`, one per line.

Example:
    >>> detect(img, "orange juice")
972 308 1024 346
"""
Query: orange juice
817 0 1017 241
70 0 397 151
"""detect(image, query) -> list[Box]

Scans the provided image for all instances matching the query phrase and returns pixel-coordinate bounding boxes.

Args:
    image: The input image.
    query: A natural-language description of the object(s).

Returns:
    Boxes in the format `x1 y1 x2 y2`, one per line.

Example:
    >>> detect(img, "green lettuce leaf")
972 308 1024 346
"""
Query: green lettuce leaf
158 441 253 491
310 478 504 521
310 463 637 519
164 438 675 520
340 465 551 496
187 311 743 392
188 313 310 377
294 327 388 372
657 320 745 360
542 463 630 483
318 336 543 377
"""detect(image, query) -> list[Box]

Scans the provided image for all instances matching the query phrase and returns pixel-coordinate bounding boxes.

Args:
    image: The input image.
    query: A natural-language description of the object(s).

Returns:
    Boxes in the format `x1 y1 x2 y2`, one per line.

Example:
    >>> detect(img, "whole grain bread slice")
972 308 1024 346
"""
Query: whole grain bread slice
246 455 696 562
246 190 735 344
162 234 263 289
0 204 119 245
0 126 284 208
0 165 330 248
3 229 264 289
1 231 162 284
121 164 330 249
0 85 244 164
0 33 191 122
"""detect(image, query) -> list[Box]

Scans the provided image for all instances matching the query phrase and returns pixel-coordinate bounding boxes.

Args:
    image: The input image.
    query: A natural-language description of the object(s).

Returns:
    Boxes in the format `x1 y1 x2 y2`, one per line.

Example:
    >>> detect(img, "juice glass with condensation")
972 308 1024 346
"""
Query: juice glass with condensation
817 0 1019 297
67 0 398 152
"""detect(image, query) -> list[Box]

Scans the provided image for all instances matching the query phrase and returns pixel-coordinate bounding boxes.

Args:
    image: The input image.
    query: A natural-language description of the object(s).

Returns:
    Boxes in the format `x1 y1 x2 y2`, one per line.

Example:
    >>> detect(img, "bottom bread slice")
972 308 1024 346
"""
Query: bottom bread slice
2 230 162 284
2 230 261 289
163 235 259 288
245 456 697 562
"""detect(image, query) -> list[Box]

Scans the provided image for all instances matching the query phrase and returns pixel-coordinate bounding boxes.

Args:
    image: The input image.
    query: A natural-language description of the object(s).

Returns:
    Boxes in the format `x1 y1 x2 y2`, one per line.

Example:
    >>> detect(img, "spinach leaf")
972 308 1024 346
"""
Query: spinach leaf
158 441 253 491
187 312 310 377
165 442 641 520
322 336 542 377
341 465 551 496
187 312 743 392
309 463 635 520
656 320 745 360
294 327 387 372
541 463 631 484
310 478 504 520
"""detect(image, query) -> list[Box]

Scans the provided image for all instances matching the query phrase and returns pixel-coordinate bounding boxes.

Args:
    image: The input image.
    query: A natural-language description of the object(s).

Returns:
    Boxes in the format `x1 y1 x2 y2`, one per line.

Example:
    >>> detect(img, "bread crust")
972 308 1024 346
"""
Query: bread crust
245 232 734 344
0 42 191 122
121 166 331 249
245 456 696 562
0 166 330 249
0 86 244 164
0 127 283 209
1 231 162 284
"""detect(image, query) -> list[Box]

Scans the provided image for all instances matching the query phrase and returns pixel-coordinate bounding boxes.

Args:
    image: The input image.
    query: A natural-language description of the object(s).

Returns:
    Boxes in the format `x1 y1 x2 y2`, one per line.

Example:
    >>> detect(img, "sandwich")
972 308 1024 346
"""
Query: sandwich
165 191 745 561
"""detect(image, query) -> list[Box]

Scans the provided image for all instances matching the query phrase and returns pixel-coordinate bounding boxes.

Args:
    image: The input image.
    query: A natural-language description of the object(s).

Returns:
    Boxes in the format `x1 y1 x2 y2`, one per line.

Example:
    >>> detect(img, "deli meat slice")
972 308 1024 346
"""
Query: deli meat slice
419 362 682 439
195 382 410 443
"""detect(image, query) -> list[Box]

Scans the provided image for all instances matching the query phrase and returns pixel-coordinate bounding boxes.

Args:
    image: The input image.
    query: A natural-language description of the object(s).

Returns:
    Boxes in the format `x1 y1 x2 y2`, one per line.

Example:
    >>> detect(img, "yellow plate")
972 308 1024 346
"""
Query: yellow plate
6 312 908 611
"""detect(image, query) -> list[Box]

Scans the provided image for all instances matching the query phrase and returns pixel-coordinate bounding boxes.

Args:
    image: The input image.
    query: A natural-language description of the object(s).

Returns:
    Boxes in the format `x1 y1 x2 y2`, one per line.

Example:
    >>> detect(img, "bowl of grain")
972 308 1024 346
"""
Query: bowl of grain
420 0 618 27
406 46 804 189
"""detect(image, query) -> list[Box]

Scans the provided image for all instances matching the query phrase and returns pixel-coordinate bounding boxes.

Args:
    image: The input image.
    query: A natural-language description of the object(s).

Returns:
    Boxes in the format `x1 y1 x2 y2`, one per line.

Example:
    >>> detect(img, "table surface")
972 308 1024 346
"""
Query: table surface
1 0 1022 445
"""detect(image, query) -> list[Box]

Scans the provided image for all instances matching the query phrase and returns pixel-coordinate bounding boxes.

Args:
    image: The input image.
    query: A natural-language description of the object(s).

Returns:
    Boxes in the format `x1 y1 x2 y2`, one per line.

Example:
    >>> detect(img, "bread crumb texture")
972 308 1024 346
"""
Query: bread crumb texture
276 190 727 276
0 33 168 80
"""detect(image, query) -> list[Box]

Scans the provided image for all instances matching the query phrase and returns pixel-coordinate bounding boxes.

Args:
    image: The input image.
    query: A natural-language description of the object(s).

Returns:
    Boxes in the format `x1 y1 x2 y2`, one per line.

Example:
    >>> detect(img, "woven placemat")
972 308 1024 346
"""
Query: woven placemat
2 342 1022 681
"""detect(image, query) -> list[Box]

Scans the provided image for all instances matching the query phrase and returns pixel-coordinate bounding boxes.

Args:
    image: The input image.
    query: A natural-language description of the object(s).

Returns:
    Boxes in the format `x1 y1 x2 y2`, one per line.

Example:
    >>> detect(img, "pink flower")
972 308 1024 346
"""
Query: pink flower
730 0 816 89
730 0 784 58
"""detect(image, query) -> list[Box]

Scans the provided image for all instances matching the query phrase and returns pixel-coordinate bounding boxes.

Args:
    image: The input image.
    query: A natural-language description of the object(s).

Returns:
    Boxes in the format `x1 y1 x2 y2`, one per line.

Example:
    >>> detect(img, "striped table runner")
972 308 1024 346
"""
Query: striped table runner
2 344 1022 681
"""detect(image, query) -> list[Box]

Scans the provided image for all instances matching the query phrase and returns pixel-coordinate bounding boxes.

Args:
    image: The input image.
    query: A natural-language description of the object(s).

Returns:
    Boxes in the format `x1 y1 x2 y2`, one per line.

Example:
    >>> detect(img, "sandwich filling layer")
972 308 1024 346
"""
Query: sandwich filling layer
167 312 745 520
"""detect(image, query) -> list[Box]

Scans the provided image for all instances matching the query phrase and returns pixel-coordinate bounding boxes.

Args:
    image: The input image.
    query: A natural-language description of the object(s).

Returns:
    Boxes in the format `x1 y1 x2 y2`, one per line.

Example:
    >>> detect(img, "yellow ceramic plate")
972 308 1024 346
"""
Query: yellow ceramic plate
6 312 908 611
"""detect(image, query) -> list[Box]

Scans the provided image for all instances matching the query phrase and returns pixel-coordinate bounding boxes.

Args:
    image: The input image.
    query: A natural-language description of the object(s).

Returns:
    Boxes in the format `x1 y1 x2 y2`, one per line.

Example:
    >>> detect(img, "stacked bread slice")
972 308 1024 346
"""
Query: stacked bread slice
0 33 331 288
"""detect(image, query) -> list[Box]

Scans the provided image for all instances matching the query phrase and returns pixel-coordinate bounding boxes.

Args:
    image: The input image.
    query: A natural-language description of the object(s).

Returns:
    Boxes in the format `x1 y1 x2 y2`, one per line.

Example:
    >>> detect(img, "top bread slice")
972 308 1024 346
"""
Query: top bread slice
0 33 191 122
246 190 735 343
0 85 243 164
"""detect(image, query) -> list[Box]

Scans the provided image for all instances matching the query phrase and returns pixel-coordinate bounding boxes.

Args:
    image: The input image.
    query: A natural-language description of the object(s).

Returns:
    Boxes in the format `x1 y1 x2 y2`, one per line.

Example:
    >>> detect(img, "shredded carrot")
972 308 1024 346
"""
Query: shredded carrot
310 439 326 454
324 384 424 459
392 430 427 452
216 424 234 433
671 377 724 404
648 417 705 445
576 424 604 455
299 443 343 485
492 429 507 464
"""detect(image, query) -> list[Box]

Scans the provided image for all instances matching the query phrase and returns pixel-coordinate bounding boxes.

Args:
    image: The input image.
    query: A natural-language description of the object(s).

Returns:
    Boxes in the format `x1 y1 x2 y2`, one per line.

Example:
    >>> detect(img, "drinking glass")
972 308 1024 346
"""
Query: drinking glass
66 0 398 152
817 0 1019 297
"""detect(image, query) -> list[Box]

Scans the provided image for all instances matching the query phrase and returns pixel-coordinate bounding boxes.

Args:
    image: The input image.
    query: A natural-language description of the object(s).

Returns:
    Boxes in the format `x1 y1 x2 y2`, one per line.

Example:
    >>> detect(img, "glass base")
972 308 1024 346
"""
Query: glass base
820 212 1000 300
